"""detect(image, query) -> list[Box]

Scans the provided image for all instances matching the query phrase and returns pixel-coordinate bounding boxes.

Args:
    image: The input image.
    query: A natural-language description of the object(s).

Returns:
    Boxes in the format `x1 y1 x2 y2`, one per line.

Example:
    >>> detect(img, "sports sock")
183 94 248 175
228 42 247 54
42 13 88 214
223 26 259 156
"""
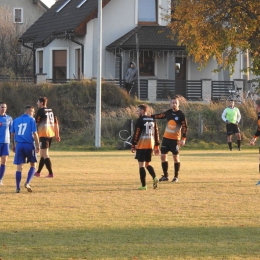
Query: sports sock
44 158 53 175
139 167 146 187
174 162 180 178
37 157 45 173
162 161 168 177
228 142 232 150
237 140 241 149
146 165 156 179
26 167 36 184
0 164 6 180
16 171 22 190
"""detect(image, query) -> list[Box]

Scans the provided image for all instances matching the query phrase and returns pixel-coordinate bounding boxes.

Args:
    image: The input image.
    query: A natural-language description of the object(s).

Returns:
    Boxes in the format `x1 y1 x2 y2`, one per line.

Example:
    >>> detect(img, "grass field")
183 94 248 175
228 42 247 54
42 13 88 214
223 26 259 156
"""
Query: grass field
0 149 260 260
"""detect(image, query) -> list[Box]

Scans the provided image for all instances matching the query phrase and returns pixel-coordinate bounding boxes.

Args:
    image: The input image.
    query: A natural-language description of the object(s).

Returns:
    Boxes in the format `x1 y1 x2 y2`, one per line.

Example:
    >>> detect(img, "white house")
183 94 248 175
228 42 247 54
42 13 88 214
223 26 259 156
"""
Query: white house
19 0 256 101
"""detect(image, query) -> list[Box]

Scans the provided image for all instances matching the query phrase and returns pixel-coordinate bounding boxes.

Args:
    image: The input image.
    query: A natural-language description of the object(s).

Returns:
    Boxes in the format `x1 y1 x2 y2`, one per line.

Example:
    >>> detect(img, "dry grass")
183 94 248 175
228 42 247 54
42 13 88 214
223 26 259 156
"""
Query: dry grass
0 149 260 259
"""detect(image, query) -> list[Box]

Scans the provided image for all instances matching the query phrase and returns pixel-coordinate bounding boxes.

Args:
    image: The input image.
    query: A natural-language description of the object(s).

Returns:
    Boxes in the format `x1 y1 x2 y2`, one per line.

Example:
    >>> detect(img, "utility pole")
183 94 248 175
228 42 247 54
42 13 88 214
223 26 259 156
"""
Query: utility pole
135 33 140 99
95 0 102 148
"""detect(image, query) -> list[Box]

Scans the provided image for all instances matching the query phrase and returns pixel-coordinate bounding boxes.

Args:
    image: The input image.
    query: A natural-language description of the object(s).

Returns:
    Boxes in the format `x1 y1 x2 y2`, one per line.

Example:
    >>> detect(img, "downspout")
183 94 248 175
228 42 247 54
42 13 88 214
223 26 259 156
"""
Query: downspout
70 38 84 78
20 41 36 83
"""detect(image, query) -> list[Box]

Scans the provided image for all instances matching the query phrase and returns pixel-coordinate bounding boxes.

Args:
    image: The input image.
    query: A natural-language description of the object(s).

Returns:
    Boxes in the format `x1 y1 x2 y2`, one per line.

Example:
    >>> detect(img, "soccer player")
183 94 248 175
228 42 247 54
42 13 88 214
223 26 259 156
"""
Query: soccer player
11 106 40 193
0 102 13 185
131 104 160 190
152 96 187 183
249 99 260 185
34 97 60 178
221 100 242 151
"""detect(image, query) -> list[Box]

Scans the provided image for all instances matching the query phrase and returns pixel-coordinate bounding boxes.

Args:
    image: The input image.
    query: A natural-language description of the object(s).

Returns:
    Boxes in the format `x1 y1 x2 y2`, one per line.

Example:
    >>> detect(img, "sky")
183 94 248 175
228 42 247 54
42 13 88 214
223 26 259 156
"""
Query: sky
42 0 56 8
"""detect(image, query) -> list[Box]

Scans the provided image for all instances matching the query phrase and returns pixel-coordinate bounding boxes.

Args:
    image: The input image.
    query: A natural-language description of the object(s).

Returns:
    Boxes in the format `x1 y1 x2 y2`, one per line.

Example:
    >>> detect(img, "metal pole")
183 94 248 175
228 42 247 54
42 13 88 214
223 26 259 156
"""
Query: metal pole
135 33 140 99
95 0 102 148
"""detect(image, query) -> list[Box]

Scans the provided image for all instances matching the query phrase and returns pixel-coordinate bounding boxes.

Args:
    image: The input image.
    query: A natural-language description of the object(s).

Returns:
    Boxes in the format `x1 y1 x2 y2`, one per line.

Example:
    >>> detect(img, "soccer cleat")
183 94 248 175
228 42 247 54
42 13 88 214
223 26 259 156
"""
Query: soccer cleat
238 148 241 151
159 175 169 182
255 180 260 186
137 186 147 190
45 174 53 178
230 149 233 151
153 177 159 189
172 177 178 182
0 180 3 185
34 172 40 177
24 183 32 192
16 189 20 193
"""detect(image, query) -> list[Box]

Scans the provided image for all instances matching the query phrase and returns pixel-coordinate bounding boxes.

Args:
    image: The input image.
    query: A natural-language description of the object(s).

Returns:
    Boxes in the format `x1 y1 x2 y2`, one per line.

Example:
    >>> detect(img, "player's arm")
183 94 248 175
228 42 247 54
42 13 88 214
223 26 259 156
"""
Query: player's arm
33 132 40 153
236 109 241 124
11 132 16 153
151 112 166 120
221 108 228 123
131 118 142 153
153 121 160 155
54 116 61 142
180 114 187 146
250 119 260 145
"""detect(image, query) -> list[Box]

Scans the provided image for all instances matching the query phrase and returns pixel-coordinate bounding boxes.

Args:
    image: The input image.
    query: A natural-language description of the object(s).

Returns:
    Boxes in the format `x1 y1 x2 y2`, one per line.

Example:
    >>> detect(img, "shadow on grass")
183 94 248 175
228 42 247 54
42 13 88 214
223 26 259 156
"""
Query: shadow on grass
1 226 260 259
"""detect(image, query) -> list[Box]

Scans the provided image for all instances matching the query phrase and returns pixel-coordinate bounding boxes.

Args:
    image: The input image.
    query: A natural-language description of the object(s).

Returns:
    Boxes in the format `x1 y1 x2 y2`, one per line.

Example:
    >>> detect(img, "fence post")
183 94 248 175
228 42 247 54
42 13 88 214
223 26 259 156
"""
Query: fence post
147 78 157 102
201 79 212 104
198 113 203 136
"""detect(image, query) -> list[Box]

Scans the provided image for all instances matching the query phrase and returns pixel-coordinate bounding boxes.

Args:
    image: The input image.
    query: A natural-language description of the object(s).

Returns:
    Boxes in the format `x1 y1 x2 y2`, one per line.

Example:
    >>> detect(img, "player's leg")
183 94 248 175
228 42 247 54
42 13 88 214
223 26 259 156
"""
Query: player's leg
0 144 9 184
40 138 54 177
234 125 241 151
144 150 158 189
226 124 233 151
171 140 180 182
159 138 169 181
13 144 25 193
135 149 147 190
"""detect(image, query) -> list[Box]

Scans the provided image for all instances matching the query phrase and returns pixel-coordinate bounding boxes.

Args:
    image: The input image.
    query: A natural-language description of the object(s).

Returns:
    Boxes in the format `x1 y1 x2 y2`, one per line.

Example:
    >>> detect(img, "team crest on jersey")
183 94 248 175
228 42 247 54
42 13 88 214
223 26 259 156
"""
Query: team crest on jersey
175 117 179 120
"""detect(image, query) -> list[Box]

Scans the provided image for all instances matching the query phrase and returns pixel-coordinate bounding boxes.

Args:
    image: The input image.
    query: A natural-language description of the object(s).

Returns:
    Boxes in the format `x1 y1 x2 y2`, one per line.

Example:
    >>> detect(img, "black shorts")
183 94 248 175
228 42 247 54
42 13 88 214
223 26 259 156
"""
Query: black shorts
135 149 152 162
160 138 180 155
226 123 240 136
39 137 53 149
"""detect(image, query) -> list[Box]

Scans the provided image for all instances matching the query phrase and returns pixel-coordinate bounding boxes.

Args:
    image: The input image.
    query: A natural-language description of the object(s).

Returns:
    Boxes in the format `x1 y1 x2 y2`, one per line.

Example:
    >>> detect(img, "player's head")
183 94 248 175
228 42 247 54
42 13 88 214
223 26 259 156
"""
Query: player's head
170 96 180 111
255 99 260 112
229 100 235 108
0 102 7 116
137 104 148 116
25 105 35 117
37 97 47 108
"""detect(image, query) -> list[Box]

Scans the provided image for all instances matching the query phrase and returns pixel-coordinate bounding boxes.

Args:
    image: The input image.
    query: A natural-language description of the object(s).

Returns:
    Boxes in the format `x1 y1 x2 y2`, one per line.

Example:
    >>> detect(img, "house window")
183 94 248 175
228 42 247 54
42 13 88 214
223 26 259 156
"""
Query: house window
38 51 43 73
53 50 67 81
138 0 157 23
139 51 155 76
14 8 23 23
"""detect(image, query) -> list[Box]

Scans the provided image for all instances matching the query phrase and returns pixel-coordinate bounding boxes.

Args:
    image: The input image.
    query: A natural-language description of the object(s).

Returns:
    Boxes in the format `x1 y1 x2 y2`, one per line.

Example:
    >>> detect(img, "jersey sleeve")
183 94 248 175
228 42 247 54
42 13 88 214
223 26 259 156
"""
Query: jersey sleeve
181 112 187 139
151 112 167 120
154 121 160 146
132 118 142 146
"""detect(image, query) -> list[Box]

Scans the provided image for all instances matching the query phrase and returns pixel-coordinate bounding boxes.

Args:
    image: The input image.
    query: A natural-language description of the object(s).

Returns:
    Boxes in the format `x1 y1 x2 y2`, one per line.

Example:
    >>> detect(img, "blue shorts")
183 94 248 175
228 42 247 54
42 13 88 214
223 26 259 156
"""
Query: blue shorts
0 143 10 156
13 143 37 165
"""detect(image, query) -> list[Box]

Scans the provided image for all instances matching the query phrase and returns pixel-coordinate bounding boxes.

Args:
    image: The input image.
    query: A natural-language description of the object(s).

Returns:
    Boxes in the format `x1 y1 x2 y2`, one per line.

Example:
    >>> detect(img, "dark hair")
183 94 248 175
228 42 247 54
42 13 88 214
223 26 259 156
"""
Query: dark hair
0 102 6 105
138 104 148 112
38 96 48 106
171 95 179 100
255 99 260 106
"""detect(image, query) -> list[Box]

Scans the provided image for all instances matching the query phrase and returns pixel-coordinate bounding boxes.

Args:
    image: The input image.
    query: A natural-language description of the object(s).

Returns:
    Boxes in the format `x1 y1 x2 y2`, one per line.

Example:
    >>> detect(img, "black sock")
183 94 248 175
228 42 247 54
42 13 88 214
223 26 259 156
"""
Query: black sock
44 158 53 175
37 157 45 173
146 165 156 179
228 142 232 150
174 162 180 178
139 167 146 187
162 161 168 177
237 140 241 149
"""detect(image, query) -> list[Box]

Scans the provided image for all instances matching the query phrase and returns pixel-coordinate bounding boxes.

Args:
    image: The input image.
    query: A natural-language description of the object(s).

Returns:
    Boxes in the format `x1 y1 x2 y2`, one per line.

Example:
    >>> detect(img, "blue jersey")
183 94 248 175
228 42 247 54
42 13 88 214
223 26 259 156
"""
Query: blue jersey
0 114 12 144
11 114 37 143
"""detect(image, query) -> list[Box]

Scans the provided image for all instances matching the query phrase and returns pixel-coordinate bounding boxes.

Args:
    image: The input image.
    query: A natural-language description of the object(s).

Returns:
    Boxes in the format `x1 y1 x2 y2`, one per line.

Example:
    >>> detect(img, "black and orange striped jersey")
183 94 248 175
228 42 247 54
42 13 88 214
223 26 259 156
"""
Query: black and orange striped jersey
152 109 187 140
36 107 59 138
254 112 260 138
132 115 160 149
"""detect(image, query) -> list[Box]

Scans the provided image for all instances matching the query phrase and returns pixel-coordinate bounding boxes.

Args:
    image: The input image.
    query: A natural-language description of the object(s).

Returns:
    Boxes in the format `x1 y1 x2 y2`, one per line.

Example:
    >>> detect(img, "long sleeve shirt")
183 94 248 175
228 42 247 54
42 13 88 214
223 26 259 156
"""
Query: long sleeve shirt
221 107 241 124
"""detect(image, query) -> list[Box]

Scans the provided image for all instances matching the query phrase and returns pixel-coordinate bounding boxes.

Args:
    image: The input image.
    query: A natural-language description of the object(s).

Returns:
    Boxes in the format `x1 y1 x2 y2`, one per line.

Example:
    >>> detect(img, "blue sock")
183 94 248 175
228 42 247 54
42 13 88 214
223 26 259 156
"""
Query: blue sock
16 171 22 190
26 167 35 184
0 164 6 180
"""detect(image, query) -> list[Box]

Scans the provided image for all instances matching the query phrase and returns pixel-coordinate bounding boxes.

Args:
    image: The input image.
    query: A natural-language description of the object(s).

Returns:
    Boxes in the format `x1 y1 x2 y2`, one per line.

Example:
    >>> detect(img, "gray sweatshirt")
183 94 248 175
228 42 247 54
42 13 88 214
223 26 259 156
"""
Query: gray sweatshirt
125 62 138 84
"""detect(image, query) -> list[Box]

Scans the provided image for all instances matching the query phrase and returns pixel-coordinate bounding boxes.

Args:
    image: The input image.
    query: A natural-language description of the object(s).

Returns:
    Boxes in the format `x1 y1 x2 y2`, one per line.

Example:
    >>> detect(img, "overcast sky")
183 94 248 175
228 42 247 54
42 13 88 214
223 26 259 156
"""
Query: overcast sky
42 0 56 8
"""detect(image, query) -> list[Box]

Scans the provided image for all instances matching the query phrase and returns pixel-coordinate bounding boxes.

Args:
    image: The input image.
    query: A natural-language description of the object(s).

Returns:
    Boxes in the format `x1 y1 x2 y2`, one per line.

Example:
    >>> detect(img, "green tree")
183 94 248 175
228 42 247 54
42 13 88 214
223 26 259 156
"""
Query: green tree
168 0 260 75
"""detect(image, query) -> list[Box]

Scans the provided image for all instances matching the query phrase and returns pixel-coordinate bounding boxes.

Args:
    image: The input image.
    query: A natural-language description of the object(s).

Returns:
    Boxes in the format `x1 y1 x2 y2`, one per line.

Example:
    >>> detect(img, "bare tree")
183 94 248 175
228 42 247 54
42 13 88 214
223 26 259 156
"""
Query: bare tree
0 6 33 77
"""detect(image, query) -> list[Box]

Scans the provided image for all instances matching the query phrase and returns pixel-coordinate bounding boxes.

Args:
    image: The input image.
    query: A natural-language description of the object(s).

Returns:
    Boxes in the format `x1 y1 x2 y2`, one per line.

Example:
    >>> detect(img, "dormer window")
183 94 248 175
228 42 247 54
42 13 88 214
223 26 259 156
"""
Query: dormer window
138 0 157 23
56 0 71 13
13 8 23 23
